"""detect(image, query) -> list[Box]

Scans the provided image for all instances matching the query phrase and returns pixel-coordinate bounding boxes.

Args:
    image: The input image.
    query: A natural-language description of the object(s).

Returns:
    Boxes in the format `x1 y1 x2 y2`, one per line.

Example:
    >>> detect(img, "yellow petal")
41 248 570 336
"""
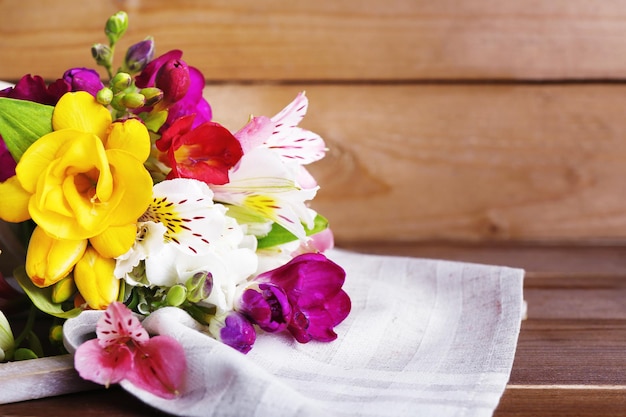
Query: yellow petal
104 149 154 225
90 224 137 258
105 119 151 162
0 176 31 222
15 130 71 193
52 92 111 140
74 246 119 310
25 226 87 287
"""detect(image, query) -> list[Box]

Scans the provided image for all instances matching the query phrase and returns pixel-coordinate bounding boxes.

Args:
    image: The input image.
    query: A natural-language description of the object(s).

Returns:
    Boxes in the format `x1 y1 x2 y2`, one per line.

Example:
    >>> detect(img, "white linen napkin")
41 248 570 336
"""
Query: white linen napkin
63 249 524 417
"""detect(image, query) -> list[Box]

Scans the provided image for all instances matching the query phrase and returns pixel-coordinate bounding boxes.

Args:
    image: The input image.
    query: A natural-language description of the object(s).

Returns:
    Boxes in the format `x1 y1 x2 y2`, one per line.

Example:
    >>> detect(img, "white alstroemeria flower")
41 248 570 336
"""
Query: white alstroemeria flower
115 178 257 293
142 178 228 255
114 178 222 280
114 221 167 283
210 147 318 240
144 214 258 312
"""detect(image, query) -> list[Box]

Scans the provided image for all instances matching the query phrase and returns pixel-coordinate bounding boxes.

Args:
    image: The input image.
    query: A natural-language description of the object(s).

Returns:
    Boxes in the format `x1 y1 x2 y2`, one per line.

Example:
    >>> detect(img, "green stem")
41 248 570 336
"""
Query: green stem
13 304 37 349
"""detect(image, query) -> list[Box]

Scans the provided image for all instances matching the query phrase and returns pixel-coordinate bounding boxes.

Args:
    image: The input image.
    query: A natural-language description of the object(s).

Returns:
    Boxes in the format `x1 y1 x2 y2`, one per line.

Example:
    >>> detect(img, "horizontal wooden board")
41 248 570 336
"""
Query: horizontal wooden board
207 84 626 243
496 387 626 417
341 242 626 274
4 1 626 81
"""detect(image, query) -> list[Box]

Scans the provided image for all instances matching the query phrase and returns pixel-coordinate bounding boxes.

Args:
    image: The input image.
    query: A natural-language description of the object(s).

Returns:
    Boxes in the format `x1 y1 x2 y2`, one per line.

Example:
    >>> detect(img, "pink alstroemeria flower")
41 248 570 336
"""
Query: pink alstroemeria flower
234 92 325 189
243 253 350 343
74 302 186 399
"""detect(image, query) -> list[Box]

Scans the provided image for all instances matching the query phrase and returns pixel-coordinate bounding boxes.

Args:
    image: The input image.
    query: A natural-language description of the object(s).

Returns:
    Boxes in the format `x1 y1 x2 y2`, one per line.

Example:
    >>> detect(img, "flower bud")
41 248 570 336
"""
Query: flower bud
74 247 120 310
155 59 190 104
165 284 187 307
62 68 105 97
0 311 15 361
124 37 155 73
139 87 163 107
121 92 146 109
110 92 126 111
110 72 132 92
49 325 64 345
208 311 256 354
96 87 113 105
185 271 213 303
25 226 87 288
105 11 128 46
91 43 113 67
51 275 77 304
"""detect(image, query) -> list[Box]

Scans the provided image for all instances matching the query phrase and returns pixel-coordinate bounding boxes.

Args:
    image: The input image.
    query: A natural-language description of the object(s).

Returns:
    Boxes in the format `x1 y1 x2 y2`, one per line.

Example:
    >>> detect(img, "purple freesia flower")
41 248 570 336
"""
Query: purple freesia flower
209 311 256 354
250 253 351 343
0 74 69 105
135 50 212 130
0 75 73 178
63 67 104 97
124 37 155 73
238 283 292 333
0 138 16 181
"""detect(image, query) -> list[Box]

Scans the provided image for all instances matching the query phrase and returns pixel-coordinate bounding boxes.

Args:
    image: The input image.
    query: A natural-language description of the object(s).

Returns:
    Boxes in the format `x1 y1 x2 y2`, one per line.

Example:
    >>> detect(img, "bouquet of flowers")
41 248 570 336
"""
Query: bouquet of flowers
0 11 350 398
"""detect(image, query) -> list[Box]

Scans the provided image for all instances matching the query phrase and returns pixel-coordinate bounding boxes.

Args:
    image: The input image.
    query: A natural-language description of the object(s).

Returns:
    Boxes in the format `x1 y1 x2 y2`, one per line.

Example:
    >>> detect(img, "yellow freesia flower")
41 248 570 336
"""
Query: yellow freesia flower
0 92 153 282
25 226 87 288
74 247 119 310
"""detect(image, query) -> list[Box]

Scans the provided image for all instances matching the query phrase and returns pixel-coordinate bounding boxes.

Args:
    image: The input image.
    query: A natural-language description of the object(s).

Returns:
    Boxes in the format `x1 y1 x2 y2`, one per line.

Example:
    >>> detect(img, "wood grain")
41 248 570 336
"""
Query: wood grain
1 244 624 415
4 1 626 81
0 355 98 404
207 84 626 243
496 387 626 417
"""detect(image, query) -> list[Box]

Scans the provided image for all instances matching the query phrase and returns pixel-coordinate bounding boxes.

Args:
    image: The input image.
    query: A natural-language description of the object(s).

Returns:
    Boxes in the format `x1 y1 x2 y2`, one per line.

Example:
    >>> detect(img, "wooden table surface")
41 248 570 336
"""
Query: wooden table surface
1 243 625 416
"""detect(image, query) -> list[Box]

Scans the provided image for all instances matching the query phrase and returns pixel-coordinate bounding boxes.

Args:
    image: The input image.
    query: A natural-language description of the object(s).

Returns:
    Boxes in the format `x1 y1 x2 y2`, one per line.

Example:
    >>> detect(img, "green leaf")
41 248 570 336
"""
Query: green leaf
0 97 54 161
26 331 44 357
140 110 168 132
257 214 329 249
13 347 38 361
13 266 82 319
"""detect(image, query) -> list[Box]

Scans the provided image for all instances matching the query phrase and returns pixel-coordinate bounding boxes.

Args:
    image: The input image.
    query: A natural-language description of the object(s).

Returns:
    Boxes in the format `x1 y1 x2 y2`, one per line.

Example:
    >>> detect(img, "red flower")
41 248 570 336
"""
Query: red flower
157 115 243 185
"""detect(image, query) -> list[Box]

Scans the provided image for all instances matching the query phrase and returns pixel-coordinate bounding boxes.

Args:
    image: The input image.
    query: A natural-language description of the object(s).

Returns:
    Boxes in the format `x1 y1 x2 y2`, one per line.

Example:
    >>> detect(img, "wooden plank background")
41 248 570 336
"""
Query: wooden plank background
3 1 626 245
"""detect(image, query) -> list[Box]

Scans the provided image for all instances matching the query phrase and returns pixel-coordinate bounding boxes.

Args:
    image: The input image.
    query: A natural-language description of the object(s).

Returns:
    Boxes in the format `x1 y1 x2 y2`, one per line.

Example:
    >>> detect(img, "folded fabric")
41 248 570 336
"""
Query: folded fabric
63 249 525 417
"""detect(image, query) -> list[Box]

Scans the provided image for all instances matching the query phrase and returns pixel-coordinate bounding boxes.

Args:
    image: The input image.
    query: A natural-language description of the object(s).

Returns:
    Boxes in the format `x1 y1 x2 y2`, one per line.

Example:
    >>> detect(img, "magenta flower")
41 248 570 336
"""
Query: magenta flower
74 302 186 399
248 253 351 343
62 67 105 97
237 283 292 333
135 50 183 88
165 66 212 128
208 311 256 354
0 138 16 182
135 50 212 130
0 74 69 105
